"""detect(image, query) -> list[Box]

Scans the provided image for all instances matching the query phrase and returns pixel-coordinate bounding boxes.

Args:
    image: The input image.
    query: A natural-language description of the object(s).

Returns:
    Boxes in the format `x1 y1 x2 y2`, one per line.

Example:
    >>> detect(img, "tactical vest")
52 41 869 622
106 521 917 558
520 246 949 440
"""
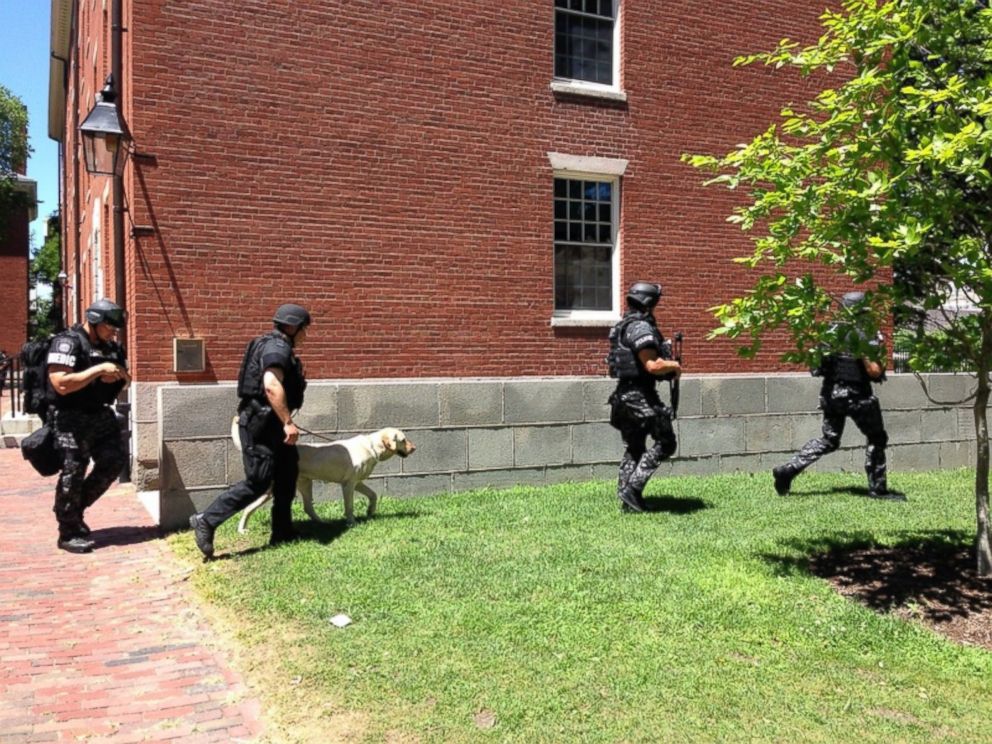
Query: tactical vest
236 333 271 401
606 318 639 381
49 325 126 411
830 354 868 386
608 313 664 388
236 331 306 409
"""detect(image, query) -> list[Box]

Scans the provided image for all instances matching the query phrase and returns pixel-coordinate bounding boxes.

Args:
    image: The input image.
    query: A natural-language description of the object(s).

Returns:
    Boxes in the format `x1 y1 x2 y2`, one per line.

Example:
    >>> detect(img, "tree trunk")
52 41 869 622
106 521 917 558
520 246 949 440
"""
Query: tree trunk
974 324 992 576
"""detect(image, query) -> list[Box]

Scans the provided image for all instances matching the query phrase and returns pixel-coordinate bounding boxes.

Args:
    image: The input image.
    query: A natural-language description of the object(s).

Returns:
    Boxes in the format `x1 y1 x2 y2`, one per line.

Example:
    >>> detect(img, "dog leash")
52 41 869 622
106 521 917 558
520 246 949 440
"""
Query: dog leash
295 424 336 443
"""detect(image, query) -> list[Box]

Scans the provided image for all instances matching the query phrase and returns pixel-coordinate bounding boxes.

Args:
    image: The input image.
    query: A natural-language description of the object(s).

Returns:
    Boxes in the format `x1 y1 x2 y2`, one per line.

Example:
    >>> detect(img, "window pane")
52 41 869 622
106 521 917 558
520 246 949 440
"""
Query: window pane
553 9 614 85
554 244 612 310
553 176 616 311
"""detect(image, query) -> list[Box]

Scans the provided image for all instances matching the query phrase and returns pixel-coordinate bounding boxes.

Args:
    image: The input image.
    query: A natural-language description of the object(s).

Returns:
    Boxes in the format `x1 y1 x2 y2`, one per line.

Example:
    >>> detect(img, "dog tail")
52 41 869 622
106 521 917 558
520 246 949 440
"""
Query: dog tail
231 415 241 451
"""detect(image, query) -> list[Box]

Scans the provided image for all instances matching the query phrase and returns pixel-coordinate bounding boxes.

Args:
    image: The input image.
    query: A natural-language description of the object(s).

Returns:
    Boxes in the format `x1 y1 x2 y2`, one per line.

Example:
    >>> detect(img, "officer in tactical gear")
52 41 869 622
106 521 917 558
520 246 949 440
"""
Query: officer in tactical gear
607 282 681 512
47 299 130 553
189 303 311 559
772 291 900 500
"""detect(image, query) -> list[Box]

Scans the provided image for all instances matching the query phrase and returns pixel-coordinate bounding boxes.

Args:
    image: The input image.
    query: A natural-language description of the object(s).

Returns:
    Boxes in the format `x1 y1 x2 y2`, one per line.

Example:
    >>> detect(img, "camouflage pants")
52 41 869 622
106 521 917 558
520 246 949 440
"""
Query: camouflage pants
610 387 677 498
783 385 888 493
52 407 127 538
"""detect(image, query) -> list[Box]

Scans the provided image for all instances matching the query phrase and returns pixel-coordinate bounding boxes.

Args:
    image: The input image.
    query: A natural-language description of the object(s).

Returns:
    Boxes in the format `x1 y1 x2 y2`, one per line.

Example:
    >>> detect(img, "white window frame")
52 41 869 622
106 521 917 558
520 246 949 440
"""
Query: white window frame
549 153 627 327
550 0 626 102
91 198 104 302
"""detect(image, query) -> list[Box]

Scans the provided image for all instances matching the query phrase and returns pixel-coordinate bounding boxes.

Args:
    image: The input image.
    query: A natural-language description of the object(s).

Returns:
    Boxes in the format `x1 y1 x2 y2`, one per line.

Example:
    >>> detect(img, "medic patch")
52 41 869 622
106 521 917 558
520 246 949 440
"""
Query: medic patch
47 338 76 367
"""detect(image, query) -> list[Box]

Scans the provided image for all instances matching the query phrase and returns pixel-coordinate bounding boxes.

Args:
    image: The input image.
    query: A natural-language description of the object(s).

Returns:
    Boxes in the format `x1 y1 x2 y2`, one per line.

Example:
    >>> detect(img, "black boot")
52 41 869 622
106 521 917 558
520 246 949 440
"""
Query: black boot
57 535 95 554
772 466 794 496
618 487 645 513
189 514 215 559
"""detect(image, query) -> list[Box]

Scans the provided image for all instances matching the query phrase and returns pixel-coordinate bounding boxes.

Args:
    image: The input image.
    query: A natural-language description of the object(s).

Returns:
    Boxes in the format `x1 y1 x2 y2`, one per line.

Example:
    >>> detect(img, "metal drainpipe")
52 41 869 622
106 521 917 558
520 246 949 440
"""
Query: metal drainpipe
112 0 131 482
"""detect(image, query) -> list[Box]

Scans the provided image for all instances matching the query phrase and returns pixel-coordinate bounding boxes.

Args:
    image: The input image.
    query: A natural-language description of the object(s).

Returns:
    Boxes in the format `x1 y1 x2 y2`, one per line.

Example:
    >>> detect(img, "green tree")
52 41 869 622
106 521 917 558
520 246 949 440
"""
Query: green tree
32 214 61 285
0 84 30 232
684 0 992 573
29 214 61 340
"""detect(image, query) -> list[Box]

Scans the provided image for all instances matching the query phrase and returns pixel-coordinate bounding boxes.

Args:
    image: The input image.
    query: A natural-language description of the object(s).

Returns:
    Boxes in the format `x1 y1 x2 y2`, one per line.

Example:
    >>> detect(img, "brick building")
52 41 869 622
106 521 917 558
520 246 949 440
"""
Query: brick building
0 174 36 363
53 1 914 524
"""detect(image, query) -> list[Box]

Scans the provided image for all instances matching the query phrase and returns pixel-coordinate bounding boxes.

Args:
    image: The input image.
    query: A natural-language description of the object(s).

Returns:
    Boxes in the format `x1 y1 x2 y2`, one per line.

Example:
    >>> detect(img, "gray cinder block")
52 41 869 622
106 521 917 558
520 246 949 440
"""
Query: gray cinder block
469 428 514 470
701 377 766 416
338 383 440 429
441 382 503 427
513 425 571 467
504 380 585 424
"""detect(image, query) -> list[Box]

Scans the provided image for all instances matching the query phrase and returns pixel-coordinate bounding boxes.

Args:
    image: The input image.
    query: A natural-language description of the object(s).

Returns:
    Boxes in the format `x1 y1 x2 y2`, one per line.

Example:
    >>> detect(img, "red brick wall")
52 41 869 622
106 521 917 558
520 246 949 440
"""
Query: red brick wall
112 1 832 381
0 214 30 357
61 0 123 330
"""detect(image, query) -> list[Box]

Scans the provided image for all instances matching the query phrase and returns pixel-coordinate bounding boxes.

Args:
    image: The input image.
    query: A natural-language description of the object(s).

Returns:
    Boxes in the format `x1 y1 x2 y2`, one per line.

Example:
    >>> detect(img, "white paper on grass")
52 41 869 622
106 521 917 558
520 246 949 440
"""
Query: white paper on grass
329 613 352 628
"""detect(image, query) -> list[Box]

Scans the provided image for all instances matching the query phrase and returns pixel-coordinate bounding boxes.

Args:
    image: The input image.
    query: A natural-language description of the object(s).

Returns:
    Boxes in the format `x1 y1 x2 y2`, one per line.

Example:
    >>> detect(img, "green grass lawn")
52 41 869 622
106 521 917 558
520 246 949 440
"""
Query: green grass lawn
174 469 992 743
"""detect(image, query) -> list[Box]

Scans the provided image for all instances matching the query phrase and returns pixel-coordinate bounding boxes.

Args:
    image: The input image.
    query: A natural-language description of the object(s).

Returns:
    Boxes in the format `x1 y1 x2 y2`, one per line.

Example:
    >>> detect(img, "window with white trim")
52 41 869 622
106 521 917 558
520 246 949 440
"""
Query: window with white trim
554 0 619 88
553 175 618 316
91 199 104 303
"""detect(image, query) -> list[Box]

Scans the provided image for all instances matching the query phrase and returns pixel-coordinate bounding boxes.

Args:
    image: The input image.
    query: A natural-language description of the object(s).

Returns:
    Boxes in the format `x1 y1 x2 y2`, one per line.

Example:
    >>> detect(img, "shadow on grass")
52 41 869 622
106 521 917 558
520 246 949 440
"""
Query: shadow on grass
763 529 992 622
222 511 424 556
297 510 423 546
210 545 268 562
790 485 907 500
642 495 709 514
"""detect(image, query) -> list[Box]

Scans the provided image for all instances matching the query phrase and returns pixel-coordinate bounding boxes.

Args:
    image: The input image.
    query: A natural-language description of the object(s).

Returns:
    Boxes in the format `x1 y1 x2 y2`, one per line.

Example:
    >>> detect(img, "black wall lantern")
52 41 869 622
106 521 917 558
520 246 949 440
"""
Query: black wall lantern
79 75 129 176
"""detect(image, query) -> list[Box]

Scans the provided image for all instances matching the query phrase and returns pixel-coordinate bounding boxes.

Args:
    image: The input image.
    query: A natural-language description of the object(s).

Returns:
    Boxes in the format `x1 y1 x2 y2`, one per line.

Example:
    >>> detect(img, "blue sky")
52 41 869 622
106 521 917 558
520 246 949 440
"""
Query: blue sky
1 1 59 250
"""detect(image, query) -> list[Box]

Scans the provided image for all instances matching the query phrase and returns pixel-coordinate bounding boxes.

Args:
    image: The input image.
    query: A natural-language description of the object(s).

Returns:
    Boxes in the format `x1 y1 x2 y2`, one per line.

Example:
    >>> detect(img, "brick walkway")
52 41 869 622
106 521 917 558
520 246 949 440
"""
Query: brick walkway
0 450 264 742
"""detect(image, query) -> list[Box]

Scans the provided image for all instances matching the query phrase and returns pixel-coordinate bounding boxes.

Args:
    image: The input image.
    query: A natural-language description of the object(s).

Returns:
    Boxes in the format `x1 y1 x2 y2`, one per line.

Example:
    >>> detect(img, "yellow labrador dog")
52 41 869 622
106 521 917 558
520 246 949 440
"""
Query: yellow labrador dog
233 418 416 533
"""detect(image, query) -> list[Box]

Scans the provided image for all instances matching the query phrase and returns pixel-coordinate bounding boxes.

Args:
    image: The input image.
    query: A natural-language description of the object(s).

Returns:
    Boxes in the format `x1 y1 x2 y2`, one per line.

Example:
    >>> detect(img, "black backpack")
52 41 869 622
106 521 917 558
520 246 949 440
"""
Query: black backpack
19 337 55 416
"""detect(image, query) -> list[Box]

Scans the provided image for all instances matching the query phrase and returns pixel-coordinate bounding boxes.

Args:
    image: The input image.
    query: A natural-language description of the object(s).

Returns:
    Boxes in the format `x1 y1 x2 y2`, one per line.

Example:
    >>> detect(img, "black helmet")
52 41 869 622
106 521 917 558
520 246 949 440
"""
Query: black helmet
85 299 125 328
626 282 662 310
272 303 311 328
840 291 866 309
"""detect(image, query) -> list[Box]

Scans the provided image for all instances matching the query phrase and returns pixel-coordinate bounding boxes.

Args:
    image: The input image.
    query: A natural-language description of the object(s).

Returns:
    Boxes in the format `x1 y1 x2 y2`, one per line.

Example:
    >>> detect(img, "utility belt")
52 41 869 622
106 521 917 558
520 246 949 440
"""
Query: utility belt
238 397 274 438
53 399 110 414
615 378 658 395
608 385 665 431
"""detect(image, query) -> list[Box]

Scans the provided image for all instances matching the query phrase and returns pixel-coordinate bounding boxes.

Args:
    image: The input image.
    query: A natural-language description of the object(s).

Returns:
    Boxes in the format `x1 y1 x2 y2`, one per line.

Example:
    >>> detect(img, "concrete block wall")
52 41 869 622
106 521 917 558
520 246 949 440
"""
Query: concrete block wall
142 373 983 530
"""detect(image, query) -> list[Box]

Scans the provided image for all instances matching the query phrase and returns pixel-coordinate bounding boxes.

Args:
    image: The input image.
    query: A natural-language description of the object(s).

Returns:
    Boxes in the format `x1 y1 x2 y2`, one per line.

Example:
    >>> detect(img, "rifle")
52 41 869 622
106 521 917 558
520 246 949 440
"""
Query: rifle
670 332 683 418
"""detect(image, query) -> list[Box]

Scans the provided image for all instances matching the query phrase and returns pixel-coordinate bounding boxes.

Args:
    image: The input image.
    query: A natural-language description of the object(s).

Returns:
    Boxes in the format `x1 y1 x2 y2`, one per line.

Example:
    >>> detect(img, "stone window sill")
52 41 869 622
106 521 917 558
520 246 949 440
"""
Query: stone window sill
550 80 628 103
